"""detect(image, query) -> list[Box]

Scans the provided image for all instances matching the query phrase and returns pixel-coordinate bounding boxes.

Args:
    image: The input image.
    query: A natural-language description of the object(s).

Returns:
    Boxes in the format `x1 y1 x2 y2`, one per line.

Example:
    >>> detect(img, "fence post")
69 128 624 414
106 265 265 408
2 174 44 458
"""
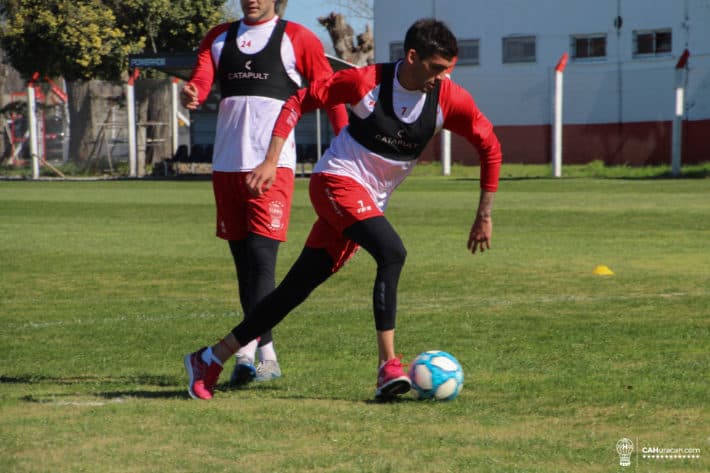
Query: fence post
171 79 179 156
552 53 568 178
27 84 40 179
441 130 451 176
672 49 689 177
127 68 140 177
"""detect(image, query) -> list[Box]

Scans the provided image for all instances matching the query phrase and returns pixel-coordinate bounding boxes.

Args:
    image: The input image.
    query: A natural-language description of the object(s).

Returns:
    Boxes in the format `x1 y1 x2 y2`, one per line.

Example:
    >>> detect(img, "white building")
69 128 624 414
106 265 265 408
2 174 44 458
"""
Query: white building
374 0 710 165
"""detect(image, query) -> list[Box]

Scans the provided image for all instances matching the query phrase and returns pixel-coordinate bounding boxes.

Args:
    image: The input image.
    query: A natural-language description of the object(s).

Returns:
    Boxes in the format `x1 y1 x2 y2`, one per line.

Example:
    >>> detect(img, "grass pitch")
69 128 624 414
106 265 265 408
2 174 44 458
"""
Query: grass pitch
1 164 708 472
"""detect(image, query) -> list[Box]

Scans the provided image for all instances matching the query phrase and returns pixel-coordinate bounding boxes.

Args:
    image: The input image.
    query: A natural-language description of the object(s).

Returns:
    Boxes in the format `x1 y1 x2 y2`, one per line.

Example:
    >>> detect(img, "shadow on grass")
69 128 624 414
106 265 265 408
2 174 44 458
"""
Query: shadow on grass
216 381 418 404
21 390 185 404
4 374 186 401
6 375 418 404
1 373 177 386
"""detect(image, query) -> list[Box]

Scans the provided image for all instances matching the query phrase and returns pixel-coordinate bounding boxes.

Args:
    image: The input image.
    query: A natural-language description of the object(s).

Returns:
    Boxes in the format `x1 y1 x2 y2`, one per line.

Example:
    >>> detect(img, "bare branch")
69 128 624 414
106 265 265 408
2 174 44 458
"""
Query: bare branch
324 0 373 21
318 12 373 66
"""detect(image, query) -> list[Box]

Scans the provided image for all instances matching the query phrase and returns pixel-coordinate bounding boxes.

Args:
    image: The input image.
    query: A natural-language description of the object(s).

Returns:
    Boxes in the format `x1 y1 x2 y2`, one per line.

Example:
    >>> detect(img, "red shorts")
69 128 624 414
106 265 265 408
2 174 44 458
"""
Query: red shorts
212 169 294 241
306 173 383 272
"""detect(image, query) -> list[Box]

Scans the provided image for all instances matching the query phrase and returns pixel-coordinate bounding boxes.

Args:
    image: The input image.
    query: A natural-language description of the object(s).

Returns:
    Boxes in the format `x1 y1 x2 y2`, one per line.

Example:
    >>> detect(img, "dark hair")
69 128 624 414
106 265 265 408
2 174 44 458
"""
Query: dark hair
403 18 458 60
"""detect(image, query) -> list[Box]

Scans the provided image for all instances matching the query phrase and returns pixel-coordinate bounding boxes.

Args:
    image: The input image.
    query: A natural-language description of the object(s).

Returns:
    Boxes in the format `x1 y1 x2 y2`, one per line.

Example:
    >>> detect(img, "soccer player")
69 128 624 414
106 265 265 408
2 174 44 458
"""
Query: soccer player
180 0 348 386
184 18 502 400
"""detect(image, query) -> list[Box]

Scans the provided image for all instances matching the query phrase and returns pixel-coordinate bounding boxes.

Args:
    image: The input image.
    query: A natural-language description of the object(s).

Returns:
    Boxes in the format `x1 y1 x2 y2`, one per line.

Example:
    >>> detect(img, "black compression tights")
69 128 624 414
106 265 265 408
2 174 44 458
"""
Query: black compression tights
228 233 279 346
231 216 407 346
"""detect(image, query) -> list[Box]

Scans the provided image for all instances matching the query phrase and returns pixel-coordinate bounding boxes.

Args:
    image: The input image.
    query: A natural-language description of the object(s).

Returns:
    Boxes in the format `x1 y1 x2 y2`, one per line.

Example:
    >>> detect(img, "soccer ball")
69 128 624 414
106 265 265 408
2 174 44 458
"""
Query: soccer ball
408 350 464 401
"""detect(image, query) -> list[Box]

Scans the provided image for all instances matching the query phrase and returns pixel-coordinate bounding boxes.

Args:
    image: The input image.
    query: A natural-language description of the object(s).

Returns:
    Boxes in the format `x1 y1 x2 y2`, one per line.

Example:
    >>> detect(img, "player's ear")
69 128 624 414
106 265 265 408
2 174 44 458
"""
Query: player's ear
404 48 418 65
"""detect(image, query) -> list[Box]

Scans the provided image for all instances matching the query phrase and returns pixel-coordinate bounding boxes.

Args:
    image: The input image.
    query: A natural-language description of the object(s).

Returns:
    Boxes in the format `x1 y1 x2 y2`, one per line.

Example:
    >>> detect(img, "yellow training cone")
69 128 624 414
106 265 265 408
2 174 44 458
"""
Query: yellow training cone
592 265 614 276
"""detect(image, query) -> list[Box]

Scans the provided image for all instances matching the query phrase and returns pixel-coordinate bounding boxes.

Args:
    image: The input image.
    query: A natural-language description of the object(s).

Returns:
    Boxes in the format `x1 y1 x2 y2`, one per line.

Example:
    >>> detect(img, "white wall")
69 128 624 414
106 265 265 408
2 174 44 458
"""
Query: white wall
374 0 710 126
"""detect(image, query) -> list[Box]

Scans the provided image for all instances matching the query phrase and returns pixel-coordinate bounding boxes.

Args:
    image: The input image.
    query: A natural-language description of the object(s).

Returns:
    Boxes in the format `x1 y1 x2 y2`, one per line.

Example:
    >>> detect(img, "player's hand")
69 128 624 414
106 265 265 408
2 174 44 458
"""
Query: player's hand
180 83 199 110
467 214 492 254
246 162 277 196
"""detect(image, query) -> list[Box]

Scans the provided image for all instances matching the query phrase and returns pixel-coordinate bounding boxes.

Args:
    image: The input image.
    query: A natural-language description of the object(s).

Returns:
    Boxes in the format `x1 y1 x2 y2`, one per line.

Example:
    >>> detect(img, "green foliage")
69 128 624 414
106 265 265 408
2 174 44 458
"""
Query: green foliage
0 0 226 81
104 0 226 53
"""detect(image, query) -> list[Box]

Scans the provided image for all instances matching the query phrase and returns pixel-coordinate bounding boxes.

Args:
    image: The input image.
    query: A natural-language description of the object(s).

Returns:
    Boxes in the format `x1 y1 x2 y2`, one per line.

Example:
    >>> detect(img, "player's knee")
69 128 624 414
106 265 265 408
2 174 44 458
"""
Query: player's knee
247 234 279 272
379 239 407 268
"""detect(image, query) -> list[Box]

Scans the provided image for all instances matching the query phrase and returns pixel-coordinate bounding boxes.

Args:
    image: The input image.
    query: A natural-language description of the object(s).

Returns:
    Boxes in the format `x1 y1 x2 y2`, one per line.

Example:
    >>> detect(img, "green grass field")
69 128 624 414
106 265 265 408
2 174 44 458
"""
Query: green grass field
1 165 708 472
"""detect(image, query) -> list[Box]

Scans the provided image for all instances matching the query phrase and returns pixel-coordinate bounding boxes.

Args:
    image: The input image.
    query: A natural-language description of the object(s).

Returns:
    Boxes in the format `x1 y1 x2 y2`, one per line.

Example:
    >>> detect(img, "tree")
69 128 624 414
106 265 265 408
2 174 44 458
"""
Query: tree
1 1 133 81
0 0 225 165
317 0 374 65
318 12 373 66
325 0 373 22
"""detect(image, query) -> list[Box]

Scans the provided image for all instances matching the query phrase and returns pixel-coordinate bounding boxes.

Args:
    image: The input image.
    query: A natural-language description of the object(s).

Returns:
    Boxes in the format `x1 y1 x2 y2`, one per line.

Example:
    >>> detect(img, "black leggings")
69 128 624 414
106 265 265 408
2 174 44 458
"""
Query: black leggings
228 233 279 346
232 216 407 345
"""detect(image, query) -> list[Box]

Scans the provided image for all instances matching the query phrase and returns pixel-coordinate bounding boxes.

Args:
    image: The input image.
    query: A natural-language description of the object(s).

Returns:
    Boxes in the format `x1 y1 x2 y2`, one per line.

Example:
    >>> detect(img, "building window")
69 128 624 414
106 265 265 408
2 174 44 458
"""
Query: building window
457 39 480 65
391 39 479 65
571 34 606 60
503 36 536 63
633 29 672 56
389 42 404 62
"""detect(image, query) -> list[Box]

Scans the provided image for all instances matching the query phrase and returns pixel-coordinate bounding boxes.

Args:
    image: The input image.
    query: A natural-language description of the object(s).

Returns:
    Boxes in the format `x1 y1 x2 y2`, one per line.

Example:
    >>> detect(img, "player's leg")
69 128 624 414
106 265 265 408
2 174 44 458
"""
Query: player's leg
223 173 365 373
343 216 411 399
211 172 259 384
243 232 280 382
227 234 280 386
231 243 334 345
185 172 251 399
228 182 363 348
305 172 409 398
246 168 295 380
229 168 293 385
185 241 335 400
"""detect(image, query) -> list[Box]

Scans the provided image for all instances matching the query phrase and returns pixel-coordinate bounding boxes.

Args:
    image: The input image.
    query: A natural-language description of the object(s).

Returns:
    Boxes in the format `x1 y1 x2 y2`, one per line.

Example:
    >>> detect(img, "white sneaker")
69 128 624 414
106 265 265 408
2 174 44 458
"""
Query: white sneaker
229 353 256 387
255 360 282 382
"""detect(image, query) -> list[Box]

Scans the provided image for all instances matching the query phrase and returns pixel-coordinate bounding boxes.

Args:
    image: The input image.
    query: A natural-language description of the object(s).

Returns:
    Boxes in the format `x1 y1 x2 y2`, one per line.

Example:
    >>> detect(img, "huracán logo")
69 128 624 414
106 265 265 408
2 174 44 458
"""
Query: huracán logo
616 438 634 467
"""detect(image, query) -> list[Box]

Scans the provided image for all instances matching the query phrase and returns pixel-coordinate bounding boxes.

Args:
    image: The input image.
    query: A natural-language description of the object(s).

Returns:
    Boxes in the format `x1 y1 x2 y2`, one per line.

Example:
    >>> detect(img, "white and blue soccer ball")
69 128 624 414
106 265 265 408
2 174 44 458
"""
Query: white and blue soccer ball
408 350 464 401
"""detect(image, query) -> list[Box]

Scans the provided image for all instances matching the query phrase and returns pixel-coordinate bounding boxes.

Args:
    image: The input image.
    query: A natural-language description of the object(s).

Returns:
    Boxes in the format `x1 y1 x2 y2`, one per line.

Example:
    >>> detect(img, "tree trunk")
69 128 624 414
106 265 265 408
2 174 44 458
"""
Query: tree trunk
66 80 123 164
0 50 23 159
135 79 172 175
66 81 93 163
66 79 170 175
318 12 374 66
147 80 172 165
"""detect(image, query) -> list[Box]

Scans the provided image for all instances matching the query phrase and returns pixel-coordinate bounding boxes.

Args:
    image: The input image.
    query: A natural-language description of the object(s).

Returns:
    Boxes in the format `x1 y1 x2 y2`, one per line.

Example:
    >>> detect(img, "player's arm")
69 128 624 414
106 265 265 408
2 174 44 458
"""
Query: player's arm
245 135 286 195
273 65 377 137
248 66 378 196
440 80 503 254
288 23 349 134
181 24 229 109
468 190 495 254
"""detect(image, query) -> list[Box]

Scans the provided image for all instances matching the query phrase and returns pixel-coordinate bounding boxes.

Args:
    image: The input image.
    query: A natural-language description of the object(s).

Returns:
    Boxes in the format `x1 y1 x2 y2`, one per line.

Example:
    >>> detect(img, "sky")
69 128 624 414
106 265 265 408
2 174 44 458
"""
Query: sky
277 0 374 54
224 0 373 54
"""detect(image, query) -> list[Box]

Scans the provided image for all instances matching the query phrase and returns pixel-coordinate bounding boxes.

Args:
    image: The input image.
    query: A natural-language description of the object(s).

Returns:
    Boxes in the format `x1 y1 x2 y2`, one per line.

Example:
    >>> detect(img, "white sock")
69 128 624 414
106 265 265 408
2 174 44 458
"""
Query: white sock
201 347 223 367
236 339 258 362
258 342 277 362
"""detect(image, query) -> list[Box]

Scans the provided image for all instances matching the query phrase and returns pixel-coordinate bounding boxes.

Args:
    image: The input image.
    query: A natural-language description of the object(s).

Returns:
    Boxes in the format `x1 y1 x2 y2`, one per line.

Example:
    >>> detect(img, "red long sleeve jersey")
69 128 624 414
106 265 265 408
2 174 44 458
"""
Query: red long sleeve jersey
188 16 348 172
273 62 503 210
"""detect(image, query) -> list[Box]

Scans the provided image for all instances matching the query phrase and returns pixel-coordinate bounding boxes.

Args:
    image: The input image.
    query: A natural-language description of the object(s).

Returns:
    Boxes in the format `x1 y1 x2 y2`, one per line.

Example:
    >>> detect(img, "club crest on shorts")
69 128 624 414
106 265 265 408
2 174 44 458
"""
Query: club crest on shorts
268 201 285 230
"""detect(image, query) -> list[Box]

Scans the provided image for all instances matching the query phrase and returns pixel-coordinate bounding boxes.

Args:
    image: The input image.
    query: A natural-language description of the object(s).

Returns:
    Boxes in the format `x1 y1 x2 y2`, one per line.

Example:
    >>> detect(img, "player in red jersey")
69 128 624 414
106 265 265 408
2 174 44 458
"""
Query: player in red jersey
184 18 502 400
180 0 348 390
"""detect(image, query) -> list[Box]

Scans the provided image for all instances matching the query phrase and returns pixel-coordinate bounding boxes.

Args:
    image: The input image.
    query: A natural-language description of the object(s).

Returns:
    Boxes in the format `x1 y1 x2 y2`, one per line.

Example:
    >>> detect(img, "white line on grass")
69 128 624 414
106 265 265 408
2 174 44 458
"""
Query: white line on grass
5 311 239 330
402 290 708 311
31 397 128 407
